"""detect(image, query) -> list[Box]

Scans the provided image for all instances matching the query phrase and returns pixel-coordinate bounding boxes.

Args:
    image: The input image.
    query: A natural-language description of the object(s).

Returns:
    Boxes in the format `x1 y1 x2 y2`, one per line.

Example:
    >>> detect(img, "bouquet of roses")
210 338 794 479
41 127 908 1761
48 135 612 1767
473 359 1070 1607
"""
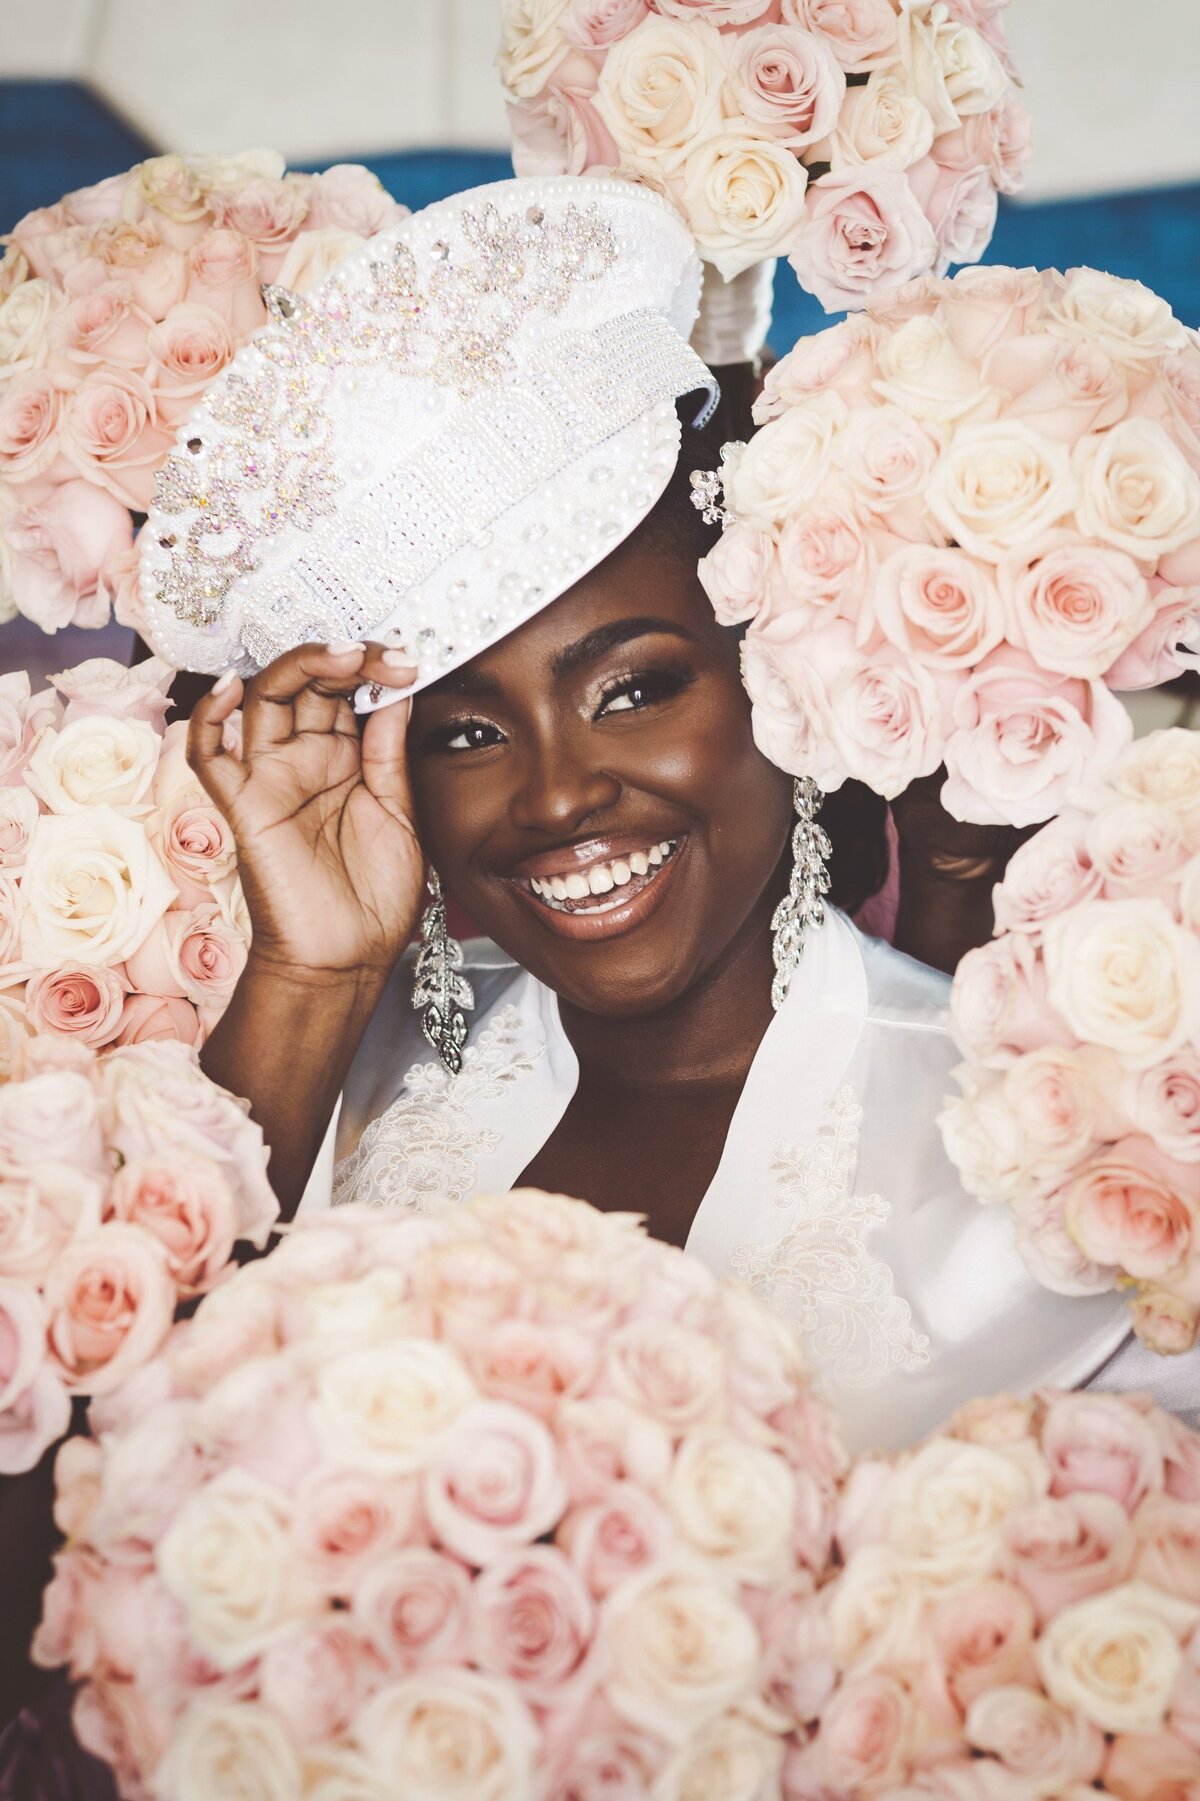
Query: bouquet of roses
0 150 407 633
34 1191 849 1800
698 264 1200 827
0 1035 278 1476
0 655 248 1066
789 1387 1200 1798
500 0 1029 307
939 727 1200 1354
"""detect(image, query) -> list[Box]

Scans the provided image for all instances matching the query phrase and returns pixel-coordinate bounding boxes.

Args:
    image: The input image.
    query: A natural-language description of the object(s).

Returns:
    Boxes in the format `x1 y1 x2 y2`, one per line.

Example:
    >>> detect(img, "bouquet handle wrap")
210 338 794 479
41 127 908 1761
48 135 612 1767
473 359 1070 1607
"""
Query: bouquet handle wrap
690 259 776 368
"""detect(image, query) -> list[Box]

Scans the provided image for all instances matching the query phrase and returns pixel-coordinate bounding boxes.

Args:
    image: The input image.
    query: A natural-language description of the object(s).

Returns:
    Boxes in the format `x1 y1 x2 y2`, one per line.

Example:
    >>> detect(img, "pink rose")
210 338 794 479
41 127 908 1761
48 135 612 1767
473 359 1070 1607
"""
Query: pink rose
106 1152 237 1292
292 1466 418 1592
24 965 128 1045
908 157 998 278
260 1621 376 1745
184 229 266 337
992 816 1103 935
1001 539 1154 679
49 655 174 732
0 1280 71 1473
424 1399 567 1565
114 991 203 1047
952 1393 1036 1446
697 522 773 627
754 314 878 419
775 493 872 616
1129 1285 1200 1356
787 618 947 799
353 1548 472 1669
757 1575 836 1724
0 871 24 971
124 903 248 1008
781 0 899 72
939 264 1044 362
1001 1491 1135 1623
965 1686 1105 1792
0 673 60 786
730 25 846 149
154 796 238 905
87 220 187 322
0 1176 73 1283
873 543 1004 668
466 1319 597 1424
0 786 36 870
930 1579 1037 1716
555 1397 673 1504
97 541 147 636
600 1318 725 1430
305 164 407 237
51 280 152 372
942 647 1134 829
1003 1045 1108 1168
836 406 943 536
539 1700 662 1801
1014 1189 1120 1297
1127 1053 1200 1164
1042 1391 1165 1513
562 0 650 48
1088 800 1191 902
0 370 69 482
61 367 171 511
207 177 312 278
145 301 235 428
790 168 938 314
1161 1413 1200 1503
654 0 776 21
741 616 829 776
1103 1728 1200 1800
949 932 1066 1067
1061 1137 1196 1283
559 1481 674 1595
471 1545 596 1704
1133 1492 1200 1605
988 92 1034 194
1105 578 1200 691
508 77 621 178
43 1223 177 1394
813 1671 910 1790
0 1067 105 1174
987 335 1129 445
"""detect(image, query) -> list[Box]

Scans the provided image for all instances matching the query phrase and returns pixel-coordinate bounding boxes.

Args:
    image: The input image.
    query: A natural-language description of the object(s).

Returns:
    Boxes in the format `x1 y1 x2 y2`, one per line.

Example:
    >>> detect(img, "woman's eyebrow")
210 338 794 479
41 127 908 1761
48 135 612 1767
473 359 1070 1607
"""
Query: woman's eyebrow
551 617 697 680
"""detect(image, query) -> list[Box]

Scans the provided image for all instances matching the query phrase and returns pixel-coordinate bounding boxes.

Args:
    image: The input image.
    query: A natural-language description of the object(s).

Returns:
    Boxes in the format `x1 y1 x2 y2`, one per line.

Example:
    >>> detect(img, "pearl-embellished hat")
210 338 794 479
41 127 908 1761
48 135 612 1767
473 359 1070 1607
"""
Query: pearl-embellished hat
140 175 716 706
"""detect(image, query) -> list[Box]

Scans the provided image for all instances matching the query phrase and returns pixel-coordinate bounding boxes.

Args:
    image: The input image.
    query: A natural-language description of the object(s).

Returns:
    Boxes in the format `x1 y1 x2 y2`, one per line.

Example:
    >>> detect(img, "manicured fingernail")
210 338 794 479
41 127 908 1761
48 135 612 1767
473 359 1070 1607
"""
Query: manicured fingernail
326 639 366 656
212 670 238 696
381 649 417 670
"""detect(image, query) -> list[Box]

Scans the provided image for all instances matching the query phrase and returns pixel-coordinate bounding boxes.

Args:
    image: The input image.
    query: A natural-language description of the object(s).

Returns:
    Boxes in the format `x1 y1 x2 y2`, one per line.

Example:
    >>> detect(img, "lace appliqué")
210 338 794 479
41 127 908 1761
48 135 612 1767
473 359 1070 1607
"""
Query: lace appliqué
732 1086 931 1393
332 1006 544 1213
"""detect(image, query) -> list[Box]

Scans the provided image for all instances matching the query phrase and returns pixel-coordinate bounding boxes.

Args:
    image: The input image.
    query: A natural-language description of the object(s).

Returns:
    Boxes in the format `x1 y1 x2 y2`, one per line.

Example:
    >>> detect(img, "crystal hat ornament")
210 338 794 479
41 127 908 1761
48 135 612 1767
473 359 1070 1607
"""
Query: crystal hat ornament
139 175 716 709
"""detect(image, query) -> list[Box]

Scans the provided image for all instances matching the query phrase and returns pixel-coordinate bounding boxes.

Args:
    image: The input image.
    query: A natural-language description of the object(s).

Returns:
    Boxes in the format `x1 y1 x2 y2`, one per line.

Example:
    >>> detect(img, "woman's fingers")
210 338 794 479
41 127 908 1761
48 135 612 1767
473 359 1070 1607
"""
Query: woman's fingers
240 642 366 760
360 690 415 822
187 674 248 812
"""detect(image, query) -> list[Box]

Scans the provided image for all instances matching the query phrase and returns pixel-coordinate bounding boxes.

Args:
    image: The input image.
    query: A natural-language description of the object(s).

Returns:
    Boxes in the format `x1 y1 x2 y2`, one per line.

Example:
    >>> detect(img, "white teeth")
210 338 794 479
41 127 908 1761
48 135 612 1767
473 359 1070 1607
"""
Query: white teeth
611 859 632 886
565 873 590 900
527 839 679 911
629 851 649 877
551 876 569 901
648 845 663 866
588 865 615 895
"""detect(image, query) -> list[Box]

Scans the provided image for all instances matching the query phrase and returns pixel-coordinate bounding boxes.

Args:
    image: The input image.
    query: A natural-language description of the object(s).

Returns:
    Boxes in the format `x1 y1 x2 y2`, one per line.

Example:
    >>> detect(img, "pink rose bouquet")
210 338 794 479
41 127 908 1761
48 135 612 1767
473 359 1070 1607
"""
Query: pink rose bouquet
940 727 1200 1350
34 1190 849 1798
0 1035 278 1474
0 151 408 633
699 265 1200 826
790 1387 1200 1799
500 0 1028 308
0 655 248 1063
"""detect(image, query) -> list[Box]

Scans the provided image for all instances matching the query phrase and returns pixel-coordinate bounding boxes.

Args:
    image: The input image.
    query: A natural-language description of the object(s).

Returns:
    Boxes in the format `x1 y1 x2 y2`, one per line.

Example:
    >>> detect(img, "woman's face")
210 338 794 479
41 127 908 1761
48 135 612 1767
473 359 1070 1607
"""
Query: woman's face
407 516 795 1018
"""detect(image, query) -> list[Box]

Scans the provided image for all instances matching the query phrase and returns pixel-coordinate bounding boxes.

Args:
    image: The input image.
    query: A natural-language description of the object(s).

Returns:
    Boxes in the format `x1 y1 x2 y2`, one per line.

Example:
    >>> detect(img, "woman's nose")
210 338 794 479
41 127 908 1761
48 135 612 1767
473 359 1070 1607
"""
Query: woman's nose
507 736 622 838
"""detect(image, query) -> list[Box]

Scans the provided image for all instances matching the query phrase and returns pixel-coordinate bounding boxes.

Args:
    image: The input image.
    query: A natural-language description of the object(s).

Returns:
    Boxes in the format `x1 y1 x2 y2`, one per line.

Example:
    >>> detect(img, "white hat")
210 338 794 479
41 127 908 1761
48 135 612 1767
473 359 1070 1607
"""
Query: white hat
140 175 716 706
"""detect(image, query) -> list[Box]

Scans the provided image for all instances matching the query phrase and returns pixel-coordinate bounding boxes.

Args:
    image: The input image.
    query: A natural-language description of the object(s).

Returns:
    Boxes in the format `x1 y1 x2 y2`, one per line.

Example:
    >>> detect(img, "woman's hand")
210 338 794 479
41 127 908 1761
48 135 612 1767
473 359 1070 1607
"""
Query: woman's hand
188 641 424 980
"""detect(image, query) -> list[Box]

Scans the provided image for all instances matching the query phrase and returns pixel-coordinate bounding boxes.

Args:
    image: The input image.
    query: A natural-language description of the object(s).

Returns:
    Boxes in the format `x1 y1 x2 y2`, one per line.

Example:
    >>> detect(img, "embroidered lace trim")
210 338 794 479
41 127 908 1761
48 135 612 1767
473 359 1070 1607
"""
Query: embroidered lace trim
332 1006 545 1212
732 1085 931 1393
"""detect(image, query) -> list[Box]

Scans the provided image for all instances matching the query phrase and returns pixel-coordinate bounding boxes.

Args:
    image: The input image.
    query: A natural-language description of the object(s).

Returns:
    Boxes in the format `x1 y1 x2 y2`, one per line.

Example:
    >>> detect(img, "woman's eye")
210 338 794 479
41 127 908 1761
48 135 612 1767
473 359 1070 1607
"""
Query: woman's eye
443 721 503 752
598 672 684 717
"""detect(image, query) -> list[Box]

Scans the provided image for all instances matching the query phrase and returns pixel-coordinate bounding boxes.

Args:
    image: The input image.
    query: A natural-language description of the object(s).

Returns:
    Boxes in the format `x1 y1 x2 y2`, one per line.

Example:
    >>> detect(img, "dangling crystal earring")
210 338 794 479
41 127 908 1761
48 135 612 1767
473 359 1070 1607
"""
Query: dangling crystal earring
411 870 474 1075
771 777 831 1011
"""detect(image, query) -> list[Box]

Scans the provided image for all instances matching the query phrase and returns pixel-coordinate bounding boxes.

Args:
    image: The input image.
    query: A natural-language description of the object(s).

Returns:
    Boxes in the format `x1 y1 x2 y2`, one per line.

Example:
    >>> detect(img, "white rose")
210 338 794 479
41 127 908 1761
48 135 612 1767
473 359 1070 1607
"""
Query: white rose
310 1341 478 1473
1074 419 1200 561
723 392 845 528
0 278 57 380
652 1714 785 1801
897 0 1008 134
681 130 809 281
20 806 176 968
666 1428 796 1582
24 717 161 818
1036 1580 1200 1734
603 1569 760 1742
889 1437 1048 1586
497 0 570 99
156 1702 302 1801
928 421 1077 562
937 1080 1030 1204
1042 897 1200 1069
157 1470 314 1669
827 71 936 171
964 1686 1105 1794
1045 269 1188 370
595 17 726 170
826 1543 928 1670
356 1671 538 1801
1104 728 1200 836
873 315 998 424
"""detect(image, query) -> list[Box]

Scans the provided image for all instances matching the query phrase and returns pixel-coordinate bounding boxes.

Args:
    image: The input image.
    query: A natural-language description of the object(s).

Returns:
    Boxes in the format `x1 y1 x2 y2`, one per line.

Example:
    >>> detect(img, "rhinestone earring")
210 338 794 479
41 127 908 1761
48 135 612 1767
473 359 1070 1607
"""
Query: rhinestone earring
411 870 474 1075
771 777 832 1011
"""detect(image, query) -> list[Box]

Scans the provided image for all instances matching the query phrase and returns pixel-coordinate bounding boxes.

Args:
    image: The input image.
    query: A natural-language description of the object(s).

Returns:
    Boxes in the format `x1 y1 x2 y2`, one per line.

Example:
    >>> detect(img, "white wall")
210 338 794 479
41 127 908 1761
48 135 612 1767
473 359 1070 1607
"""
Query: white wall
2 0 1199 200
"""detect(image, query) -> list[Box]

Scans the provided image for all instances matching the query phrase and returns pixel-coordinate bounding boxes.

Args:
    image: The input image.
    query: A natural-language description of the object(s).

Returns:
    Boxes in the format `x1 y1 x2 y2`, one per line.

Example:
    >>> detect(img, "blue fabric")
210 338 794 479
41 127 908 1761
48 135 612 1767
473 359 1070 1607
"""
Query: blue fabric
4 79 1200 349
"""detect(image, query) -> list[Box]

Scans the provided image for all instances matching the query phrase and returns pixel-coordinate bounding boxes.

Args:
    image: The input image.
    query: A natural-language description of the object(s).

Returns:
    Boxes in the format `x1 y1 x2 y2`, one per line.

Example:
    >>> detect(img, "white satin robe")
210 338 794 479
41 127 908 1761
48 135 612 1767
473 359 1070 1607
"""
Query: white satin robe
301 909 1199 1452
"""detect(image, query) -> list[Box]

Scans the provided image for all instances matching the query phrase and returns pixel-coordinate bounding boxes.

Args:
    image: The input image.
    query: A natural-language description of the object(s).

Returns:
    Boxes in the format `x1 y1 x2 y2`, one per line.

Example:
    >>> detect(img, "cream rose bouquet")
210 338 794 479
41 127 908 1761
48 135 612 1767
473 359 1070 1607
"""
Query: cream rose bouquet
940 728 1200 1351
0 655 249 1060
33 1191 849 1799
500 0 1028 309
698 264 1200 827
787 1387 1200 1798
0 150 407 633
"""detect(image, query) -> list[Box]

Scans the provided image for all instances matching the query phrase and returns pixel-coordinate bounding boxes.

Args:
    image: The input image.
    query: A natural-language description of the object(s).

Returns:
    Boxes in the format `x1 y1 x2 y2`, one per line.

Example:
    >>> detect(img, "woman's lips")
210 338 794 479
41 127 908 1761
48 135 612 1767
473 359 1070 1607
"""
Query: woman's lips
509 838 688 943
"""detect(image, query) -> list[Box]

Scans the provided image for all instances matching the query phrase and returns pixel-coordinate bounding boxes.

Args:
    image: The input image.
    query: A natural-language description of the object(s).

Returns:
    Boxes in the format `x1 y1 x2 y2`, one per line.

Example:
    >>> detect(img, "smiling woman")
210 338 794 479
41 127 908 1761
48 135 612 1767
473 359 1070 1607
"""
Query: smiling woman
157 174 1170 1452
